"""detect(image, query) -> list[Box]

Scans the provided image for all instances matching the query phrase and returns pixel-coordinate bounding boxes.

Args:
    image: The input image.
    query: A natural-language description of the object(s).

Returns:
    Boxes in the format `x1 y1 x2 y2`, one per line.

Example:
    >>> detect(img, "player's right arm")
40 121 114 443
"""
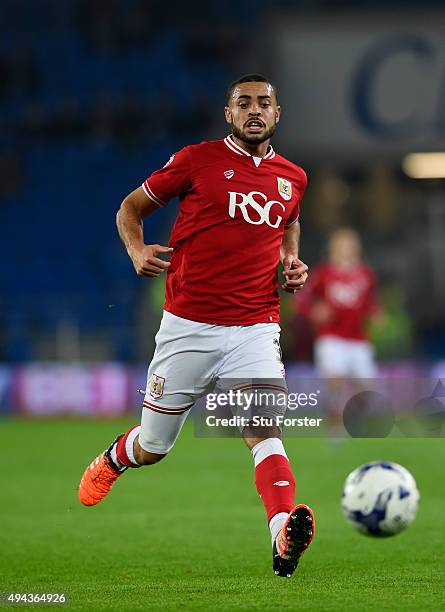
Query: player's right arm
116 187 173 278
117 147 191 277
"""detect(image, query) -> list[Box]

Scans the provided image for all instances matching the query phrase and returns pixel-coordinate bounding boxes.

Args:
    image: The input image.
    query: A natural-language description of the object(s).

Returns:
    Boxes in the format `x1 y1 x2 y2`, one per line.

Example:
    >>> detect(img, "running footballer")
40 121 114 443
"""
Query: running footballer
78 74 315 578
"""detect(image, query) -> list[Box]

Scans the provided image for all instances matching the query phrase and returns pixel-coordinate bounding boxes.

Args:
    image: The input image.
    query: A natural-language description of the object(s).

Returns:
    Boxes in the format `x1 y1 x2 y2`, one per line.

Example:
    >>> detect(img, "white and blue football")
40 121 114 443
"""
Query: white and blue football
341 461 420 537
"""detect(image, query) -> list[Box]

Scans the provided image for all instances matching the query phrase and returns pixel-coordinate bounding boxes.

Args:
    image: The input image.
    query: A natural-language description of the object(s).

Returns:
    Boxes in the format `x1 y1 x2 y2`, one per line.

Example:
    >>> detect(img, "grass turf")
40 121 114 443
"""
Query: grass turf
1 418 444 611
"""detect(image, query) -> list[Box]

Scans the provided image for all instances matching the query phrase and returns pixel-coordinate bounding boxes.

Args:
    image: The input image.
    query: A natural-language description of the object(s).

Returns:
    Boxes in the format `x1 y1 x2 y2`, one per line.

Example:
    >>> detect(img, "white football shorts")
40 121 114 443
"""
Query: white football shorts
314 335 377 378
139 310 286 454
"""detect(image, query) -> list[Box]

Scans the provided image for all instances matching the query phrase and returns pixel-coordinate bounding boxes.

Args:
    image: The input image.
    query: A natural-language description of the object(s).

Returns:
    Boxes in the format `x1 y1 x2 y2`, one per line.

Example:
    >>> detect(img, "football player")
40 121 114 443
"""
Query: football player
78 75 315 577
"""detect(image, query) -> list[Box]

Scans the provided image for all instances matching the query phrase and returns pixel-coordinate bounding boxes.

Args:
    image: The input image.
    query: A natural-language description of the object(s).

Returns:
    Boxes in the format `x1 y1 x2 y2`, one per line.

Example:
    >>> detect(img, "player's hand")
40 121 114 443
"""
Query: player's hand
281 256 308 293
131 244 173 278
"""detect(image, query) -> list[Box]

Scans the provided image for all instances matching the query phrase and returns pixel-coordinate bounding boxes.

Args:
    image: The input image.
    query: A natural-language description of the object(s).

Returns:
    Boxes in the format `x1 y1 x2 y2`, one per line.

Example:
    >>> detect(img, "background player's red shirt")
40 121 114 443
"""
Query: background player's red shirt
297 263 379 341
142 136 307 325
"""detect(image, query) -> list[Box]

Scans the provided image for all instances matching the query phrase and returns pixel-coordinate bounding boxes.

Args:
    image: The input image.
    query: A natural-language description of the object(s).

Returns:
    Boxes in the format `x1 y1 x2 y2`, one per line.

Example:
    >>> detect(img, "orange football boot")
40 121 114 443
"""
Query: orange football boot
78 439 126 506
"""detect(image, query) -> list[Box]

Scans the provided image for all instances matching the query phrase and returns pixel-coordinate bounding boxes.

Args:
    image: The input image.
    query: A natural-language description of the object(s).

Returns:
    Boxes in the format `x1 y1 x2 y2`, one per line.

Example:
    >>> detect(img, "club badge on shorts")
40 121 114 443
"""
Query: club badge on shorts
149 373 165 399
277 177 292 201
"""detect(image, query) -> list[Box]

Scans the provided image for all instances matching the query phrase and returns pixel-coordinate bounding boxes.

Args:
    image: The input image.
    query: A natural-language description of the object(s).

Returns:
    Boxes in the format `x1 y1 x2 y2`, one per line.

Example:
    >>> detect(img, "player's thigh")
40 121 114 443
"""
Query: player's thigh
349 341 377 378
139 408 189 454
141 311 221 453
218 323 287 424
219 323 285 380
314 336 349 377
145 311 220 406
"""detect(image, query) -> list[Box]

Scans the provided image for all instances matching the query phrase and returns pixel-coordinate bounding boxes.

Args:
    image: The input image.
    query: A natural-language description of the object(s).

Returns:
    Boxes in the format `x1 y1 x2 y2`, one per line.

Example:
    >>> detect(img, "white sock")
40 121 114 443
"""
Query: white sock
109 426 141 470
251 437 288 467
269 512 289 545
125 426 141 465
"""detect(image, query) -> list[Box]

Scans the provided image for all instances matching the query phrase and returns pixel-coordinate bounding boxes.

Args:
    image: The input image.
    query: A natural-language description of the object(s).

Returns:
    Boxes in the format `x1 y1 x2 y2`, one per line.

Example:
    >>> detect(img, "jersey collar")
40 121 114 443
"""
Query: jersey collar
224 134 276 160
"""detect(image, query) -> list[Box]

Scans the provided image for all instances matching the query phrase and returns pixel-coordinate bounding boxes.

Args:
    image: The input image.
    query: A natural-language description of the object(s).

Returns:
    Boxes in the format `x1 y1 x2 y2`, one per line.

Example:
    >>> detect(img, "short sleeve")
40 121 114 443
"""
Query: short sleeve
285 168 308 227
142 147 191 207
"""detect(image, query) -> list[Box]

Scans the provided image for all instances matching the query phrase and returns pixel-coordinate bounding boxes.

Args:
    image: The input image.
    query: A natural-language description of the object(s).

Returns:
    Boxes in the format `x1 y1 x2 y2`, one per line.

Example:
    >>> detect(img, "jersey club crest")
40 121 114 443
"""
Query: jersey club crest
149 373 165 399
277 177 292 201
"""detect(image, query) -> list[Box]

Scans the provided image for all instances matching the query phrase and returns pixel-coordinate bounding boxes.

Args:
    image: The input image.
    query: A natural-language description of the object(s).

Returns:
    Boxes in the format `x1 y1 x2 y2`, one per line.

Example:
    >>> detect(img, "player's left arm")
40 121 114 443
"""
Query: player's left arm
280 220 309 293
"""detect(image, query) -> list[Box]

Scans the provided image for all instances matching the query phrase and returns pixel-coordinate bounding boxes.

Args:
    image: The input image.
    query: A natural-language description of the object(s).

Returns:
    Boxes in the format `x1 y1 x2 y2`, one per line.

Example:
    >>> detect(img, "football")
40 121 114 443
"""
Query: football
341 461 420 537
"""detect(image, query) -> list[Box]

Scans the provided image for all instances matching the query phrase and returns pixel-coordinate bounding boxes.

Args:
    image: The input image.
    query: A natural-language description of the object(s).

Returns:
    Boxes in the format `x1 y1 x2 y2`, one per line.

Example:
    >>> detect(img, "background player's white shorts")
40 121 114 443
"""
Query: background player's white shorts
139 311 285 454
314 335 377 378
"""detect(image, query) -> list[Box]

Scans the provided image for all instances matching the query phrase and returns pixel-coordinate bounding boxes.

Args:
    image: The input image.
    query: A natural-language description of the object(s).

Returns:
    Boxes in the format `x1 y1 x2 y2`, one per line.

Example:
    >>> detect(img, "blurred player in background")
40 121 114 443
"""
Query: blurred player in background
297 228 382 433
78 74 315 578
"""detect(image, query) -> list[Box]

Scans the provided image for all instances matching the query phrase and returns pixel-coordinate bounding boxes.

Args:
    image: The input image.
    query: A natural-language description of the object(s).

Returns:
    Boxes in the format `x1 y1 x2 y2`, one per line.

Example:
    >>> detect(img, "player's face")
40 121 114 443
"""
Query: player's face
225 82 281 145
329 231 361 266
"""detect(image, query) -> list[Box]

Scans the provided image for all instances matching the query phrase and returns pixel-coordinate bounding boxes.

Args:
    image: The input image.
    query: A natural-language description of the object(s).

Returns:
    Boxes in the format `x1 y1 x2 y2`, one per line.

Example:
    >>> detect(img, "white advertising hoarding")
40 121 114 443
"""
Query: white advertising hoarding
269 15 445 159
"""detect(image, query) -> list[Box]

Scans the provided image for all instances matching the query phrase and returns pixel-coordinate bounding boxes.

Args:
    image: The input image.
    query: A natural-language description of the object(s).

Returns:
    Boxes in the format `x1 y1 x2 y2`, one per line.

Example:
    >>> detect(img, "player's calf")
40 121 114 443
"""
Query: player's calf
252 437 296 525
133 443 166 465
249 437 315 577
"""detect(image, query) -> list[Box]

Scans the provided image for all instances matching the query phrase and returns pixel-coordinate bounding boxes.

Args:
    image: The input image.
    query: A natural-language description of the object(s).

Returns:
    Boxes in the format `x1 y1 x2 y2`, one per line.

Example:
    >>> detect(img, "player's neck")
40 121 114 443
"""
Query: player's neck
231 135 271 158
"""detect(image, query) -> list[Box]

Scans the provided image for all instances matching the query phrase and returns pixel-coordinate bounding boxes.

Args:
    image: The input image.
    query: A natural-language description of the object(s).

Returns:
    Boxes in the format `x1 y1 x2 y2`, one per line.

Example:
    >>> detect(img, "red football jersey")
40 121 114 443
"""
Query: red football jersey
142 136 307 325
297 263 379 341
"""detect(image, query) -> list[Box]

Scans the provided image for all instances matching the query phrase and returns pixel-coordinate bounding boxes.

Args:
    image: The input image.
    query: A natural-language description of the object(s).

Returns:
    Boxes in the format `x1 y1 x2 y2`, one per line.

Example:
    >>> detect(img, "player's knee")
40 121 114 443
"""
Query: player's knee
242 423 282 450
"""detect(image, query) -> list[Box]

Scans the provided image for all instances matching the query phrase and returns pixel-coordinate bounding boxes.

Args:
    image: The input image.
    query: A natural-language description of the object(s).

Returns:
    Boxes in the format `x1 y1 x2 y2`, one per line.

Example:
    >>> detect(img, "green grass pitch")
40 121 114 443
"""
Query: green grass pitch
1 418 444 611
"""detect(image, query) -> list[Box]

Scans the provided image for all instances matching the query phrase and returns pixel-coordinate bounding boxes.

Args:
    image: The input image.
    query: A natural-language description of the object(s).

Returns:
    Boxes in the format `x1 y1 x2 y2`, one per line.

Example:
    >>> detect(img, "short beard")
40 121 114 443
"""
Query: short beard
231 122 277 145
